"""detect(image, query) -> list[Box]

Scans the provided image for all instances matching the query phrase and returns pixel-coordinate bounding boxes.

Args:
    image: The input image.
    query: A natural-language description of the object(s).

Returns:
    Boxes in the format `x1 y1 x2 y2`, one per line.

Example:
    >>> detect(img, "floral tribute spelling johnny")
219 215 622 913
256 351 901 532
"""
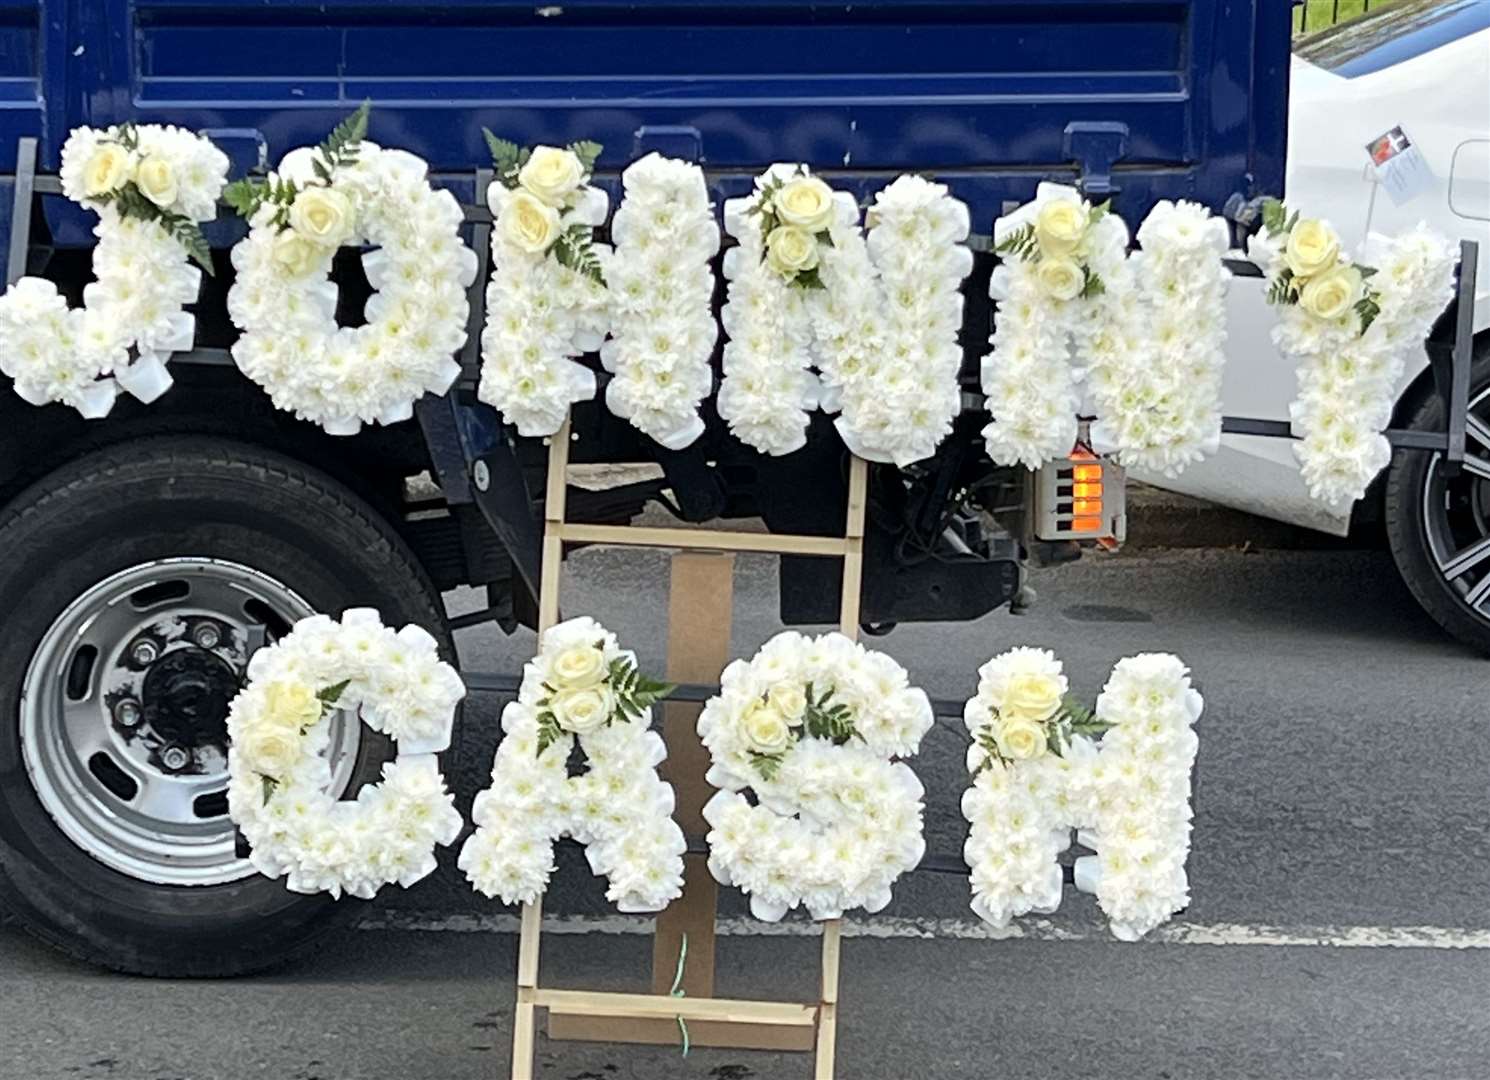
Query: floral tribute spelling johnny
1249 200 1457 508
979 183 1126 470
476 135 612 436
980 184 1232 476
459 617 687 913
602 153 721 449
226 609 466 899
717 166 972 465
1087 200 1232 477
0 123 228 416
225 104 478 435
698 632 934 921
960 648 1202 941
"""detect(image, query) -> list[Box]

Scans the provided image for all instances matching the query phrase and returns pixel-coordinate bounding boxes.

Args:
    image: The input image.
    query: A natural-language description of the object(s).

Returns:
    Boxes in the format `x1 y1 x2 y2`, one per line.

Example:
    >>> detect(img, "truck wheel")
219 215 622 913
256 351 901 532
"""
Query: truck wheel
0 436 454 975
1385 346 1490 656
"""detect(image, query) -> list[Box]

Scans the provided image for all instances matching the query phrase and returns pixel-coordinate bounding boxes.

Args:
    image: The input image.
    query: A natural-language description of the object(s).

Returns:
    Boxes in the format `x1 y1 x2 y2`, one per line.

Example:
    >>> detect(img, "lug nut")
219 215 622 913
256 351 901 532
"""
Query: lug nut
130 639 159 666
159 745 190 772
193 624 221 650
113 699 142 729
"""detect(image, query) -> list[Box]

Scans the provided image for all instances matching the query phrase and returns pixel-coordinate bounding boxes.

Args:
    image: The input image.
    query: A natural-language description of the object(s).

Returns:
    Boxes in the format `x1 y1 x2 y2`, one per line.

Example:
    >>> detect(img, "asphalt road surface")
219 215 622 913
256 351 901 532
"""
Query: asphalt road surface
4 544 1488 1079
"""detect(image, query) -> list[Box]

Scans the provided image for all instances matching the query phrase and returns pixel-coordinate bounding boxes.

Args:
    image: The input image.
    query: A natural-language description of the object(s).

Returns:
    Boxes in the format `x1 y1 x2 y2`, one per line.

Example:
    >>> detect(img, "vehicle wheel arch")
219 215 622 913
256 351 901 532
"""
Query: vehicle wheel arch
0 367 431 553
1354 329 1490 530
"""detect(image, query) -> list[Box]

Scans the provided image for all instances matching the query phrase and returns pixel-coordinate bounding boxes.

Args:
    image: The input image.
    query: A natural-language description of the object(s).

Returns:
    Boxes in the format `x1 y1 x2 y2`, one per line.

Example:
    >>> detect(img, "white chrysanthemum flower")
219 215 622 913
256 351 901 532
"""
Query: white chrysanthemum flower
460 616 686 912
230 144 476 434
476 158 612 437
811 174 972 466
978 183 1113 470
1261 215 1457 509
716 171 824 456
2 123 228 416
962 649 1200 940
1089 199 1231 476
226 609 465 901
698 631 931 921
602 153 719 448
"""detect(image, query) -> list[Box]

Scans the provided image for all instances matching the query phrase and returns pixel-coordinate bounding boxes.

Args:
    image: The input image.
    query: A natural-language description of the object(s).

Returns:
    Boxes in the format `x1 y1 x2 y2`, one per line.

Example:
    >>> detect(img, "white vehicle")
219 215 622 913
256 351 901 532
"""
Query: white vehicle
1136 1 1490 653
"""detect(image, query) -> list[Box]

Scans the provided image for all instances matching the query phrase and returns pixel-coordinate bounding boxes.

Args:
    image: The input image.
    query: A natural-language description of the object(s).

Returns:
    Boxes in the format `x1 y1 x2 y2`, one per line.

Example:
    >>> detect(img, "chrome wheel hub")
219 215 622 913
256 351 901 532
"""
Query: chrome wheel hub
20 559 361 886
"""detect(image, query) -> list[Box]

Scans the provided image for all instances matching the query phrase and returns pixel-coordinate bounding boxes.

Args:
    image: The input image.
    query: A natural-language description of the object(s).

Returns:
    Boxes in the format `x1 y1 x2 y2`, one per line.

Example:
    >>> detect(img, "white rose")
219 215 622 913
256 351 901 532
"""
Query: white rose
271 230 324 280
766 682 807 723
1285 218 1340 279
288 186 354 248
83 143 134 197
1000 672 1064 722
550 686 613 734
993 715 1048 761
774 176 835 233
765 225 820 277
550 644 608 689
1299 265 1363 321
262 680 323 730
238 724 303 779
501 190 562 254
1036 256 1085 301
518 146 585 207
1035 199 1088 256
134 154 179 209
742 702 791 754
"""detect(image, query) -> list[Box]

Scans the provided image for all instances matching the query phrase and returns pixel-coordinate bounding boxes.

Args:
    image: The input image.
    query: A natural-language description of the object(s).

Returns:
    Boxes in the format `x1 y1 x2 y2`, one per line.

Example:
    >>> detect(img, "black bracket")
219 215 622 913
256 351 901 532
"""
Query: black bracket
1065 121 1128 199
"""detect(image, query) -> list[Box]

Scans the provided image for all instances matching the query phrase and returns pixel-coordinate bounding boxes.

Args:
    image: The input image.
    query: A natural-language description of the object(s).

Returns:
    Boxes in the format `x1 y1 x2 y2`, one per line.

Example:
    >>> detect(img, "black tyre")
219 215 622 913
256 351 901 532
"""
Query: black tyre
1385 345 1490 656
0 436 453 975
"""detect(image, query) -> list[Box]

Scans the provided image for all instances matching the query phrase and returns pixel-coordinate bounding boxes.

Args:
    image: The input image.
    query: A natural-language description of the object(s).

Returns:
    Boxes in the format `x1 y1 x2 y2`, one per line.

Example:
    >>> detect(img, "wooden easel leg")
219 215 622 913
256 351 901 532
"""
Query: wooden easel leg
650 553 733 1005
839 456 869 636
511 899 544 1079
815 919 843 1079
815 457 865 1078
511 429 570 1077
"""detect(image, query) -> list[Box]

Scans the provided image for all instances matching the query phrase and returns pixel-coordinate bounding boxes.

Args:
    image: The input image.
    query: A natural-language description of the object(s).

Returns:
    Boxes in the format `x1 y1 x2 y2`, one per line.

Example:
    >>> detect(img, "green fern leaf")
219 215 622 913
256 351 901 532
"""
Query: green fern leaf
535 711 564 757
483 129 524 184
569 139 603 174
319 100 371 169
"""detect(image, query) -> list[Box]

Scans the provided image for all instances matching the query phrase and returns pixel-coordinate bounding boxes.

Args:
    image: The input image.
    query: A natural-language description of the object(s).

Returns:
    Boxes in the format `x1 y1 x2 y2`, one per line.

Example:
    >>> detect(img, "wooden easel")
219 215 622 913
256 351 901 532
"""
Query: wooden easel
510 418 869 1080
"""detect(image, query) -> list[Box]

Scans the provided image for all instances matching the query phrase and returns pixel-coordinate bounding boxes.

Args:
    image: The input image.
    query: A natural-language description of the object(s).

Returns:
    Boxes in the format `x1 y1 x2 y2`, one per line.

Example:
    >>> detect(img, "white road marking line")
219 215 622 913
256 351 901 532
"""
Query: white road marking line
359 911 1490 950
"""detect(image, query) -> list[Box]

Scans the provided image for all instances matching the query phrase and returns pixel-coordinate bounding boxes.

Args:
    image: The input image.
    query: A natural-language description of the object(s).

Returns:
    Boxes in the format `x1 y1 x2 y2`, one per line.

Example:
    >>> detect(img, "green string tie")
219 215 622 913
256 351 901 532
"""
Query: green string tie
669 932 691 1057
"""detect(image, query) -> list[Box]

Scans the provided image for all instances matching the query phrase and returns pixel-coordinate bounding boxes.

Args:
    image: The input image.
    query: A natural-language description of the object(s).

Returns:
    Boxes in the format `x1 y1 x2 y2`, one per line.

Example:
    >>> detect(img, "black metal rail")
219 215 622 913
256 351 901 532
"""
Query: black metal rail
1220 242 1480 472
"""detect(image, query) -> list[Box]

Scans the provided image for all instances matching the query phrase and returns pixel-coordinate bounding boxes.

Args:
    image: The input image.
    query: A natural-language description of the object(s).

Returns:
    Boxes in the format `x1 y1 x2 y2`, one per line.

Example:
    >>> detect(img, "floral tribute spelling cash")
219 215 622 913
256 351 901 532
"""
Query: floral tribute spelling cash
226 609 466 899
961 648 1202 941
459 617 687 913
0 123 228 415
1249 200 1457 508
698 631 934 921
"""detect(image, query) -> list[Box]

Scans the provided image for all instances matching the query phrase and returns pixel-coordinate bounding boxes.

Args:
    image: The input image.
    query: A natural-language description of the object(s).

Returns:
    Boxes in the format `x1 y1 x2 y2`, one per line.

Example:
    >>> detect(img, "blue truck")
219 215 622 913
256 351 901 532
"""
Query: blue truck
0 0 1293 975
